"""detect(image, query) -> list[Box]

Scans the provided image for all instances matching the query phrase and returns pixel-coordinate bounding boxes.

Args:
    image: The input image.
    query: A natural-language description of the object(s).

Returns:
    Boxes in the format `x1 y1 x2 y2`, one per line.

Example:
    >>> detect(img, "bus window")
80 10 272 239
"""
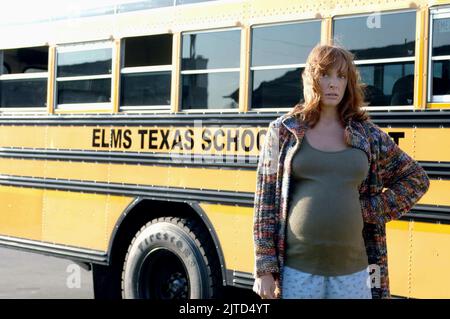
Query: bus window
250 20 320 109
56 41 112 108
0 46 48 109
429 10 450 102
181 29 240 110
333 11 416 107
120 34 172 111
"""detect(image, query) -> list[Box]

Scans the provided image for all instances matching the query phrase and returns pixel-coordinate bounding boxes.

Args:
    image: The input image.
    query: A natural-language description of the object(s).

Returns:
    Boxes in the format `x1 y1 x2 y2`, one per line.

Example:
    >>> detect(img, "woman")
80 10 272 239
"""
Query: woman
252 44 430 299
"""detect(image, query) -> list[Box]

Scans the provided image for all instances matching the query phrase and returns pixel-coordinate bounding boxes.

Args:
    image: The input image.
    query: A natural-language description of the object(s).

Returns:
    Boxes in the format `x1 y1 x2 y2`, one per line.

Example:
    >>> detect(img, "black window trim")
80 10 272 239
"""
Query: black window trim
0 46 49 111
249 19 321 111
428 7 450 103
55 40 114 111
333 9 417 110
119 34 173 112
180 27 241 112
119 65 173 111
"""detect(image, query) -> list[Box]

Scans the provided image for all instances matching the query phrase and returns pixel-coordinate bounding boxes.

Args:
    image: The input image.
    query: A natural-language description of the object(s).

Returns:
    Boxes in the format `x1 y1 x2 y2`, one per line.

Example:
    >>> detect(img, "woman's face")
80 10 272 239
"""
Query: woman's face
318 66 348 108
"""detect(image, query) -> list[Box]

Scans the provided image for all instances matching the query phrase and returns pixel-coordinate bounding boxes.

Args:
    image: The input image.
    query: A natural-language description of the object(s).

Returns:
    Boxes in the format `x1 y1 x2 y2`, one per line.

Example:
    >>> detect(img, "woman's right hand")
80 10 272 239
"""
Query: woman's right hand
252 273 280 299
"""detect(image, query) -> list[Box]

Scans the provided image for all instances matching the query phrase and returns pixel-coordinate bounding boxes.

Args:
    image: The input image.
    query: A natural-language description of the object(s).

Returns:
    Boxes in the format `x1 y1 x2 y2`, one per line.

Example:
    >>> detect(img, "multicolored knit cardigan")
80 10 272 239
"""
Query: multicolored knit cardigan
253 113 430 299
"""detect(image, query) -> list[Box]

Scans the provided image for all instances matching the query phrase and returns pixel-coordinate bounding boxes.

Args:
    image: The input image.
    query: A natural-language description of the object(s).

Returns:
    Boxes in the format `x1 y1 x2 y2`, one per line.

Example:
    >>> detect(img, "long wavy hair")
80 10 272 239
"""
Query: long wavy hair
288 44 369 127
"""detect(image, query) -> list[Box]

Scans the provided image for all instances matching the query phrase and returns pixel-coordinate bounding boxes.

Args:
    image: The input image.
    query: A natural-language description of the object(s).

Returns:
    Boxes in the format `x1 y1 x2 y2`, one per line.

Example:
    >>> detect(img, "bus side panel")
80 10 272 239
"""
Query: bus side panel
419 179 450 206
386 221 410 297
387 221 450 298
41 190 132 251
415 128 450 162
0 183 132 252
200 203 254 274
410 222 450 298
0 186 43 240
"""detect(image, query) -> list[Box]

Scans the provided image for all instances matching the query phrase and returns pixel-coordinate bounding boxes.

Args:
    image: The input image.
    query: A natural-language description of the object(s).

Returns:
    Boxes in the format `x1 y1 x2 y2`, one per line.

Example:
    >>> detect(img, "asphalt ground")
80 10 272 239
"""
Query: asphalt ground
0 246 259 300
0 247 93 299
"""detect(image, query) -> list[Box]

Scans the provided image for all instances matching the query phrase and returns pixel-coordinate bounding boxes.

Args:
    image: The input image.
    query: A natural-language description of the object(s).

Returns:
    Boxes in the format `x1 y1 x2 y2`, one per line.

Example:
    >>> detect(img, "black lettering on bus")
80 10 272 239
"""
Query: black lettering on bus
123 129 132 149
110 129 122 148
148 129 158 150
101 128 109 148
92 129 102 147
256 129 267 151
202 129 212 151
226 129 239 152
138 130 148 149
171 130 184 150
241 129 255 152
388 132 405 145
159 129 170 150
213 129 225 151
184 129 194 150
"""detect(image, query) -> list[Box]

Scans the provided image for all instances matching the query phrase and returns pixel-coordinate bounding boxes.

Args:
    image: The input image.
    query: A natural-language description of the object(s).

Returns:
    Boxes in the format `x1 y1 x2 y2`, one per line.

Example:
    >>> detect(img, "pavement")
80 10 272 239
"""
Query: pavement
0 246 260 300
0 247 93 299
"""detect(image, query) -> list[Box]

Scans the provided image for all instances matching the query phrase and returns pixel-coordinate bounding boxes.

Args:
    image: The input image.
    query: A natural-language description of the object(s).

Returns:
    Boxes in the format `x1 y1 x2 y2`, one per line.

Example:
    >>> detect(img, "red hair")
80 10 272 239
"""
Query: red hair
289 44 369 126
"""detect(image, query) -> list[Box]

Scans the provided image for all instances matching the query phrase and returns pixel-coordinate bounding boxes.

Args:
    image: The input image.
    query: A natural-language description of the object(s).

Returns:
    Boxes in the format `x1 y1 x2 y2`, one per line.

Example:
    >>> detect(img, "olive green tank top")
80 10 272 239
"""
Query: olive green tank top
285 136 370 276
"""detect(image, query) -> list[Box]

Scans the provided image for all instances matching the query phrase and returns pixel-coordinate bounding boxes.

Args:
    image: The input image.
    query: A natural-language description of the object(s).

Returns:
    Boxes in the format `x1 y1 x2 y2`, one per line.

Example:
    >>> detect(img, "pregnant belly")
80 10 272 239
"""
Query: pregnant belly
288 188 364 242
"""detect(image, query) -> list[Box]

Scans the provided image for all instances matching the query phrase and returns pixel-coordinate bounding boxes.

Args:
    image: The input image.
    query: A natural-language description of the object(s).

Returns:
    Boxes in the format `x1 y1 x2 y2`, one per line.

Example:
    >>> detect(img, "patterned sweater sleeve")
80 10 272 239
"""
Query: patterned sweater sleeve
253 121 280 277
361 127 430 224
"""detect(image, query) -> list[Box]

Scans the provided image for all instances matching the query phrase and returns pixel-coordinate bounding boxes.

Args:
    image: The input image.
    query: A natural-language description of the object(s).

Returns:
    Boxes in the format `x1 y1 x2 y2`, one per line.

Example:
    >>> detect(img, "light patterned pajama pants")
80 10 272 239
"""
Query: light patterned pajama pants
281 266 372 299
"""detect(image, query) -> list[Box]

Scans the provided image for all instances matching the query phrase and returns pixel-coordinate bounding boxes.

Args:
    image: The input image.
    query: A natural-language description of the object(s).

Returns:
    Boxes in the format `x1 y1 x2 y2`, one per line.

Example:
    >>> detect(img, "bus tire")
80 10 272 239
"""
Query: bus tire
121 216 222 299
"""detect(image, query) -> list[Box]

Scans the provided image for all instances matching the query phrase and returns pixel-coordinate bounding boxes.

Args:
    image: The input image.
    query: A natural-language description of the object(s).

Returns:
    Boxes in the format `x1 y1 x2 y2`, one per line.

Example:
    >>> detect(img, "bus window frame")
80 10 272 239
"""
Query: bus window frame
179 27 242 112
55 40 115 112
333 9 417 111
354 57 416 111
119 34 173 112
248 19 321 112
119 66 173 111
428 7 450 104
0 46 49 112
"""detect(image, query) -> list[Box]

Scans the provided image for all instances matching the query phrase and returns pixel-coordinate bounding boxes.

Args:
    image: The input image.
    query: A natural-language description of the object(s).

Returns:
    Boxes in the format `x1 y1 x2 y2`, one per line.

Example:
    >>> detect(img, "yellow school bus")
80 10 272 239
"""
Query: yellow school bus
0 0 449 299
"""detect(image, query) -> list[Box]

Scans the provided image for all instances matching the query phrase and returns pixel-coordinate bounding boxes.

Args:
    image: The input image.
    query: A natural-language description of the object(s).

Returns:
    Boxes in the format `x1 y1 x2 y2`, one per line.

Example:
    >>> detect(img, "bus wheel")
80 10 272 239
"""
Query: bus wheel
121 217 222 299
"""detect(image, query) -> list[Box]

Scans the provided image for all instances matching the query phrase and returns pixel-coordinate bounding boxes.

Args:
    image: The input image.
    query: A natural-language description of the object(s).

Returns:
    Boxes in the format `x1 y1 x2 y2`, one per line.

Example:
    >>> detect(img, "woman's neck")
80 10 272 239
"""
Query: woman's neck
317 106 341 127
